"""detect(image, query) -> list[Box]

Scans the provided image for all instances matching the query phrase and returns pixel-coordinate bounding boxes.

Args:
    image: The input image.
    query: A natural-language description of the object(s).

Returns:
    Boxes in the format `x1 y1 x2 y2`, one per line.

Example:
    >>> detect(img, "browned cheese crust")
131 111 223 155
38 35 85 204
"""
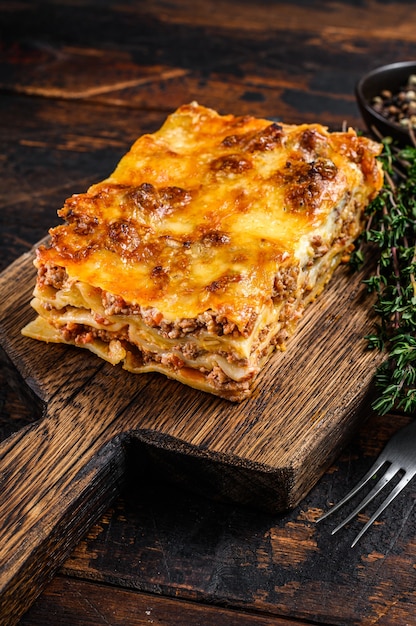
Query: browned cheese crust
22 103 383 401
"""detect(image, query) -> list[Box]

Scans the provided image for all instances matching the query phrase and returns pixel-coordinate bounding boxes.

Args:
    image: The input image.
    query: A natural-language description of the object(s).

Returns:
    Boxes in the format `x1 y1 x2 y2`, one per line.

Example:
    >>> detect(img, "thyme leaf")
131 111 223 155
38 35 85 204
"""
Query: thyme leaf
352 136 416 414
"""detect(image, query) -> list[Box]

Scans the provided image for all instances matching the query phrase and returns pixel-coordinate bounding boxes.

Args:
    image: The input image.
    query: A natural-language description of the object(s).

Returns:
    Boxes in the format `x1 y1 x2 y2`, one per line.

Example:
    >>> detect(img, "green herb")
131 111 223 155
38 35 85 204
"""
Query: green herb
351 135 416 415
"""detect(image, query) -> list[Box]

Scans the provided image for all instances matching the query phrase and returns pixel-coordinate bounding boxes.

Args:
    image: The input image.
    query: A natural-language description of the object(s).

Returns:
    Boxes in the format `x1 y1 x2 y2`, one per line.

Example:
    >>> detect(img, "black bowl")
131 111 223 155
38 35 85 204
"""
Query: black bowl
355 60 416 145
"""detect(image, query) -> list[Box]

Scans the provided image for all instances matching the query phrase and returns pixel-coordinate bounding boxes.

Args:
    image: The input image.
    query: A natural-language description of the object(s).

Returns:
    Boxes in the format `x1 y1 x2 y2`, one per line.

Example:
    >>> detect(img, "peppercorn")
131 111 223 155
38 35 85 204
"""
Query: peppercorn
371 74 416 129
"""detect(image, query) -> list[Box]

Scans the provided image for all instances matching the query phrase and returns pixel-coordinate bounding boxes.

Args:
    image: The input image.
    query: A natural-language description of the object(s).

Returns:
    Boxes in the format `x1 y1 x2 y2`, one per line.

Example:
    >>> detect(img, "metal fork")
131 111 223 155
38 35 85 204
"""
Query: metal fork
317 418 416 547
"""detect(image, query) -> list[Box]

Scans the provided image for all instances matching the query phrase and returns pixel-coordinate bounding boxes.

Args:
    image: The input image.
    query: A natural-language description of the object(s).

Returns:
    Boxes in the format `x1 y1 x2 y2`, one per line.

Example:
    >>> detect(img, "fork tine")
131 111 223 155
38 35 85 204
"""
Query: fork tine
329 463 400 536
316 457 387 523
350 470 416 547
317 419 416 545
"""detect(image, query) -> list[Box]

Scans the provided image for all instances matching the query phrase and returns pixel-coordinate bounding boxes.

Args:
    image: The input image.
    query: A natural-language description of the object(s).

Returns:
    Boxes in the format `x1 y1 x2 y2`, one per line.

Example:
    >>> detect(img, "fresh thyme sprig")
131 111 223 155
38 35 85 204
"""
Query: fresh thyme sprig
351 135 416 415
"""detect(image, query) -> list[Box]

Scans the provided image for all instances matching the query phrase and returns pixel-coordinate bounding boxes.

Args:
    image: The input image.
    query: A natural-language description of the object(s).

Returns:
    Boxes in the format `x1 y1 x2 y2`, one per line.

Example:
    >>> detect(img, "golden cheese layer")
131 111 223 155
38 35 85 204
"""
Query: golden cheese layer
22 102 383 401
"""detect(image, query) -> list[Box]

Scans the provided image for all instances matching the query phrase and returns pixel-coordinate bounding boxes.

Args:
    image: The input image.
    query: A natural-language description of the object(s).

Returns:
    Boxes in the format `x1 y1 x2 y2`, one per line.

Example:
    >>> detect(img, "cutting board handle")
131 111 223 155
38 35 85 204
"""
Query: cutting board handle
0 252 155 624
0 399 128 625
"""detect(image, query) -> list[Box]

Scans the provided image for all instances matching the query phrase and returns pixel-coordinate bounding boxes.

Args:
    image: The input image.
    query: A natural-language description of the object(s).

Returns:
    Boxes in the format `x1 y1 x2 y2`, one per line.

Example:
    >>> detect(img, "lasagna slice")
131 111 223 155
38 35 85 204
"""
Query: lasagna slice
22 102 383 401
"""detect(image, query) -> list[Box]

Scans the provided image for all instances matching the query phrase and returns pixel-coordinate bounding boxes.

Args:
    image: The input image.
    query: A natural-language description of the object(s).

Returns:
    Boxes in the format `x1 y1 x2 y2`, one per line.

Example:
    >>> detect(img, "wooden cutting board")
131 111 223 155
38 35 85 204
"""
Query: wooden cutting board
0 242 384 624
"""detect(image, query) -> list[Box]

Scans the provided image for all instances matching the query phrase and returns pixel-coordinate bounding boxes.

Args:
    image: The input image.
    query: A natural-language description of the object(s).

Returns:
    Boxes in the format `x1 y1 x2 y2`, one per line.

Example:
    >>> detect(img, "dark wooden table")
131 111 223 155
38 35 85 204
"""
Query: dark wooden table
1 1 416 624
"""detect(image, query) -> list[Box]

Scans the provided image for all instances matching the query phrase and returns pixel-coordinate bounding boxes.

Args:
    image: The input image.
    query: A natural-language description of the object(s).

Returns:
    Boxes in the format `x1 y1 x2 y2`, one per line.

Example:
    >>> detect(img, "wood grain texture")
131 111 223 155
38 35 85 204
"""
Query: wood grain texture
3 0 416 130
19 577 313 626
1 1 416 624
54 413 415 626
0 236 383 622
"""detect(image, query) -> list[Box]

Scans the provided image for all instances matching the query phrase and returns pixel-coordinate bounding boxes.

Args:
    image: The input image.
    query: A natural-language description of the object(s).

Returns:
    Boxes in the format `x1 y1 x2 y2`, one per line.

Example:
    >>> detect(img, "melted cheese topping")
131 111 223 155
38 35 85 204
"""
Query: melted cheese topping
36 102 383 330
24 103 384 401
